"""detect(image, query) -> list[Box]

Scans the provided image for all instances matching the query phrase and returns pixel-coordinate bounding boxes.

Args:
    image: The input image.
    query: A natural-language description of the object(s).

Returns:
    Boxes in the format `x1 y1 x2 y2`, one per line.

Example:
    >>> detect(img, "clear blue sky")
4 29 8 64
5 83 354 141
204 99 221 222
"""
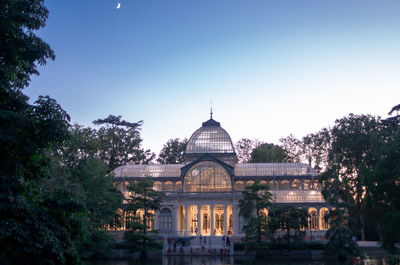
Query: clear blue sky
27 0 400 155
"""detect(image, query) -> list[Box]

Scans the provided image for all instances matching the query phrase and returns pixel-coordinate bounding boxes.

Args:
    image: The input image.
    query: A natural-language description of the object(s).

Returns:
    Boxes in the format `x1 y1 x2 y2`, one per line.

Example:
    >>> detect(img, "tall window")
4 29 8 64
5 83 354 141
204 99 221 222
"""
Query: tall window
159 208 172 232
235 181 244 190
184 162 231 192
309 208 318 230
269 180 274 190
175 181 182 191
164 181 173 191
319 208 330 230
280 179 290 190
153 181 162 191
313 179 321 190
304 179 311 190
259 209 268 231
246 180 255 187
292 179 301 190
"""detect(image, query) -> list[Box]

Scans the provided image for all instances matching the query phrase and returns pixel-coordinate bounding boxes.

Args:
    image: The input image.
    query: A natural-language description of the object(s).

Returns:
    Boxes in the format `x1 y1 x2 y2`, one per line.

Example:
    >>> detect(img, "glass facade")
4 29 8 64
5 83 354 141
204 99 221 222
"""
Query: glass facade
186 126 235 154
184 162 232 192
110 117 330 237
113 164 182 178
273 190 325 204
235 163 318 177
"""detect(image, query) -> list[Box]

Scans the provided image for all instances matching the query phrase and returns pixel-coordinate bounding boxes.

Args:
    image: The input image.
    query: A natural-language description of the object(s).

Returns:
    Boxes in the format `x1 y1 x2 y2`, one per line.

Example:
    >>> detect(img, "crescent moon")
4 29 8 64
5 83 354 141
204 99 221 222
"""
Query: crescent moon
116 3 121 9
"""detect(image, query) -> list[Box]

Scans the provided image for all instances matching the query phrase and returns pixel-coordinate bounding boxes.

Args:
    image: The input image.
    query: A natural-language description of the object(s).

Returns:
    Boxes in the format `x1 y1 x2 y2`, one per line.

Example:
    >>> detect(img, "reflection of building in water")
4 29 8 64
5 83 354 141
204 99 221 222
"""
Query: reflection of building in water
110 117 331 239
162 255 234 265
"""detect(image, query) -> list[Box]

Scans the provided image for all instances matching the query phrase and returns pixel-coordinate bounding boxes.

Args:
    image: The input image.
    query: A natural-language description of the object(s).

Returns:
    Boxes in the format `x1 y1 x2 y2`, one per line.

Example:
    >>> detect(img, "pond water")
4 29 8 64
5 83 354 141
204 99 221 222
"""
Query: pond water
86 255 399 265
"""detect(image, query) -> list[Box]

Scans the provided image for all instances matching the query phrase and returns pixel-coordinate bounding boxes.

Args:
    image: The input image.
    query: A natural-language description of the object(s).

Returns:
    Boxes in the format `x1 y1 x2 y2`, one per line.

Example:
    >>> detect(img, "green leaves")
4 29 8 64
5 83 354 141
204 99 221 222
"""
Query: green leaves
157 138 188 164
249 143 288 163
268 205 309 246
239 181 272 255
124 177 164 256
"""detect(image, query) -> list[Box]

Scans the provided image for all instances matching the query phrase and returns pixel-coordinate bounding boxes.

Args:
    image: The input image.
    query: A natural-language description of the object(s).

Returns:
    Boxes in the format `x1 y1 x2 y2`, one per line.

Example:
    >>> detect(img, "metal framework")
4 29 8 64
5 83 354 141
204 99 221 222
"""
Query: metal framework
113 163 317 178
186 120 235 154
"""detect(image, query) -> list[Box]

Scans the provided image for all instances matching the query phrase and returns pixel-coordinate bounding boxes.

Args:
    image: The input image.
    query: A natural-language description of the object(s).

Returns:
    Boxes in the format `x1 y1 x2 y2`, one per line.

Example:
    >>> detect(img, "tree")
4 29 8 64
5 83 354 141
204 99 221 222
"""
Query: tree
322 114 381 241
157 138 188 164
0 95 87 264
124 177 164 259
51 130 124 258
249 143 288 163
268 205 309 247
279 134 301 162
367 126 400 252
73 158 123 258
239 181 272 256
0 0 55 92
323 176 360 260
234 138 263 163
93 115 155 171
54 124 99 169
280 129 331 173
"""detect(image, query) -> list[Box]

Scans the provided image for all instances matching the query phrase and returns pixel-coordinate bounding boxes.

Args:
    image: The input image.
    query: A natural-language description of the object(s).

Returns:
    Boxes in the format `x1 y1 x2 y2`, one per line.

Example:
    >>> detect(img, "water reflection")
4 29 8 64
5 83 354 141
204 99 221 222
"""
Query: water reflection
86 255 399 265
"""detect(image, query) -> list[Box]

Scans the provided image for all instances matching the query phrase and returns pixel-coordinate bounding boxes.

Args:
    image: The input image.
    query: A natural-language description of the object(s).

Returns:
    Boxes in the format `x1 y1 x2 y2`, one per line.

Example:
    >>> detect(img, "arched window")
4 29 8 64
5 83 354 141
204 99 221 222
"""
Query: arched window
292 179 301 190
319 207 330 230
153 181 162 191
159 208 172 232
175 181 182 191
259 209 269 231
303 179 311 190
280 179 290 190
135 209 154 231
246 180 255 187
313 179 321 190
235 181 244 191
184 162 231 192
203 213 209 231
164 181 173 191
108 208 124 231
308 208 318 230
269 180 274 190
260 180 267 185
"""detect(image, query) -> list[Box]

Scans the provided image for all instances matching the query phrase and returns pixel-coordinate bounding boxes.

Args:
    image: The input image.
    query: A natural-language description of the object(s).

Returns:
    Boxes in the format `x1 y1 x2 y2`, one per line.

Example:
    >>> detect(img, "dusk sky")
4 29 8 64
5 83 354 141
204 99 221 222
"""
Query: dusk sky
27 0 400 155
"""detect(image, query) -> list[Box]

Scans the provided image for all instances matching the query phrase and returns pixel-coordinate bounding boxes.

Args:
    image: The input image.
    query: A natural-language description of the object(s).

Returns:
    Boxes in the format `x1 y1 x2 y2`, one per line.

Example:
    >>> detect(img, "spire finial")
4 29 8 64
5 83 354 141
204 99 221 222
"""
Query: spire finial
210 101 213 119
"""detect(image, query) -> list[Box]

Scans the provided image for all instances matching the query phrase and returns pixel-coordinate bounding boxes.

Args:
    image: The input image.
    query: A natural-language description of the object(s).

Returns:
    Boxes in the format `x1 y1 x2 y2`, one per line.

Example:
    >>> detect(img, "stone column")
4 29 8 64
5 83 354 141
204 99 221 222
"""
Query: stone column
153 210 159 230
197 204 201 236
210 204 214 236
233 203 239 235
223 204 227 236
185 204 189 236
173 205 179 236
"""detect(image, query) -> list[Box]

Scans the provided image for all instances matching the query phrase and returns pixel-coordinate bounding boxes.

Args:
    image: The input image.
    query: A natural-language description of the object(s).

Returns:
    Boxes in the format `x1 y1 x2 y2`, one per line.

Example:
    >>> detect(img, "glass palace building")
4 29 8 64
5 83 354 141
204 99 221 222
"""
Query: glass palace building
111 117 330 239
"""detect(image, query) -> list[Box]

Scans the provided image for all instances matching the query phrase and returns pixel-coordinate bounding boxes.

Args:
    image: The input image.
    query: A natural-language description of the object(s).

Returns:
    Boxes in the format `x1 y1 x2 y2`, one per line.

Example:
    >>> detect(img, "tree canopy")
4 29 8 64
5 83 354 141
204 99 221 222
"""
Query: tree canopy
157 138 188 164
234 138 262 163
124 177 164 259
249 143 288 163
239 180 272 256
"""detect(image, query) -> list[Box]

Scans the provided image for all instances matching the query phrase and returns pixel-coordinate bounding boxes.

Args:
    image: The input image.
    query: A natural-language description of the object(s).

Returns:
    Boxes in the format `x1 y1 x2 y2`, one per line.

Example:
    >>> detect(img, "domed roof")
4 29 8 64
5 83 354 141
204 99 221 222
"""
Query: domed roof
186 118 235 154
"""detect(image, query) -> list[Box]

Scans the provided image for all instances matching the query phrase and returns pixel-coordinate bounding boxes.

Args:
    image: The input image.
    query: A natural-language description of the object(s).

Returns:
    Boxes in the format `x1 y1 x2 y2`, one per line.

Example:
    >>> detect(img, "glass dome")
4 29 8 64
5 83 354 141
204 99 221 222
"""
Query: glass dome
184 161 232 192
186 118 235 154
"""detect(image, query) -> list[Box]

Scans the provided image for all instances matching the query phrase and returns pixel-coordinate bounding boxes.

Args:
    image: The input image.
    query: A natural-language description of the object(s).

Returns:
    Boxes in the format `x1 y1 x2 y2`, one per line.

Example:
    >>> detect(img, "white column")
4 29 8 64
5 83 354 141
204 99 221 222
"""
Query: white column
173 205 179 236
185 204 189 236
154 210 159 230
210 204 214 236
233 203 239 235
223 205 227 236
197 204 201 236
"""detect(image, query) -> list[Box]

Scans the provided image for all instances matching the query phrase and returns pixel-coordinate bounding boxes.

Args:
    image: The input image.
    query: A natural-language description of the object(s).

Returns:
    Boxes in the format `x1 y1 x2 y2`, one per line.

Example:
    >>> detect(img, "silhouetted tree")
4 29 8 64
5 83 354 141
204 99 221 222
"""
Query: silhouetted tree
157 138 188 164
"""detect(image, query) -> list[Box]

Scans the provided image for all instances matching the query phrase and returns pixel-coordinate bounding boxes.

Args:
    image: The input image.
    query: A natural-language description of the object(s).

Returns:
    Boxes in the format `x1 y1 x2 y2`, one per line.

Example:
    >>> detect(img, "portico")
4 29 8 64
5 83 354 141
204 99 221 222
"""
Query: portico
176 203 234 236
